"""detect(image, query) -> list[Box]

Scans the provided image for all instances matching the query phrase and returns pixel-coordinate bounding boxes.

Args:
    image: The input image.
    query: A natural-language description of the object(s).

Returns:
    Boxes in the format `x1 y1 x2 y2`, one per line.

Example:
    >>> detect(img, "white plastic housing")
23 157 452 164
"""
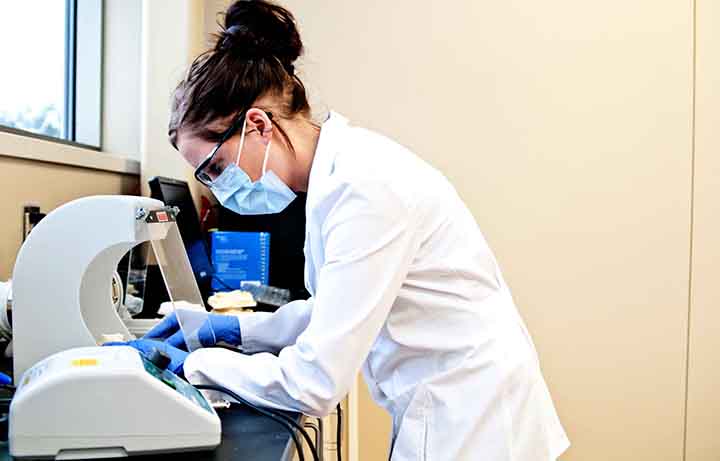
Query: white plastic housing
10 346 221 459
12 196 167 382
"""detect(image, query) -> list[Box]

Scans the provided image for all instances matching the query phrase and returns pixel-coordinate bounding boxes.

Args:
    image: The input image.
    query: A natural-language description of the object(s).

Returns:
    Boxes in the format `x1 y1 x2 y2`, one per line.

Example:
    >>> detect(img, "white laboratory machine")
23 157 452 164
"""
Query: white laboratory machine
8 195 221 459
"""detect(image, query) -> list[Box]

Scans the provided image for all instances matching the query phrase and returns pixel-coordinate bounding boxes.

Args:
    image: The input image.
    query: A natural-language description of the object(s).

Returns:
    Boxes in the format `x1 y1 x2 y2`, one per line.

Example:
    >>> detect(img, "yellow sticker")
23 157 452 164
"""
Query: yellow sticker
71 359 99 367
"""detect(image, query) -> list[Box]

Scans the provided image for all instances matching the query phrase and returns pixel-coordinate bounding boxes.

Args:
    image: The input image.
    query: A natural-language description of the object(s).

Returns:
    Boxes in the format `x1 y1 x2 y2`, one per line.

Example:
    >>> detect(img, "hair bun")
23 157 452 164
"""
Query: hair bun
219 0 302 71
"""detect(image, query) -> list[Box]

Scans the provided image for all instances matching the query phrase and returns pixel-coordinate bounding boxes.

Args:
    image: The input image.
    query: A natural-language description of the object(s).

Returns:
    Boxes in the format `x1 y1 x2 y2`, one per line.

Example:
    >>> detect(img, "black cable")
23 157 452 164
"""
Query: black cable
227 394 320 461
245 399 320 460
336 403 342 461
194 385 305 461
263 404 320 460
195 384 316 461
194 384 320 461
220 390 320 461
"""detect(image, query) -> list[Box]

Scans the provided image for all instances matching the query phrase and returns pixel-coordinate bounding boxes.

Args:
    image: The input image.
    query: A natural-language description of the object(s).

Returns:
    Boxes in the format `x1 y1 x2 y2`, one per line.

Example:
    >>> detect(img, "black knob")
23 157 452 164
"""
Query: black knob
147 348 172 371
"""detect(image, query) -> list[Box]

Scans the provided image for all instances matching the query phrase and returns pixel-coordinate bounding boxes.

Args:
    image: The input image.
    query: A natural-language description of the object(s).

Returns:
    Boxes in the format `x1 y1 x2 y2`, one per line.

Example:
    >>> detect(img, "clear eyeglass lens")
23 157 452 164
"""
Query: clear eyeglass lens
196 127 252 186
197 171 213 186
199 159 227 185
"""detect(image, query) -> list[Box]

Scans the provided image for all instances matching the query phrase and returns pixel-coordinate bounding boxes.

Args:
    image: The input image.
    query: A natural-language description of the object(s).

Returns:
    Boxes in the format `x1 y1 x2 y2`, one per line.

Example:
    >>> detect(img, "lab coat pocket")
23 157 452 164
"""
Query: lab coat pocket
391 386 431 461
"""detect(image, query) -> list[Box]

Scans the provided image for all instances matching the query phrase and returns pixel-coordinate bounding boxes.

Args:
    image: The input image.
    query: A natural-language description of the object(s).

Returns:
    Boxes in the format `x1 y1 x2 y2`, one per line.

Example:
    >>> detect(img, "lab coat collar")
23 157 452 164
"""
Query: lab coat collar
306 111 349 209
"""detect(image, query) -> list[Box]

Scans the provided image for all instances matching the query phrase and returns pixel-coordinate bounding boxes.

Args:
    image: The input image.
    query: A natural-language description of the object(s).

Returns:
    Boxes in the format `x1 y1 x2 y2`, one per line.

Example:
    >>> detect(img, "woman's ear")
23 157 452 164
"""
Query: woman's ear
246 108 273 144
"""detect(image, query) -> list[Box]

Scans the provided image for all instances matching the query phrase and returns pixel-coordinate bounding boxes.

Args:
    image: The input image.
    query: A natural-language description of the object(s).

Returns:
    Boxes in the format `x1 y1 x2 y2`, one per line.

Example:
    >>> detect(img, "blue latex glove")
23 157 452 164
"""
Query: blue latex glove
144 311 241 350
104 339 188 375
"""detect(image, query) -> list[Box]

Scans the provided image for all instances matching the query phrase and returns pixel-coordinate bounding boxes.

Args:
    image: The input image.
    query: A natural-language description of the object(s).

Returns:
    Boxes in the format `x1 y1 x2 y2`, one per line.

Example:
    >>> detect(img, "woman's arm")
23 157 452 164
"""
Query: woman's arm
238 298 314 354
184 182 416 416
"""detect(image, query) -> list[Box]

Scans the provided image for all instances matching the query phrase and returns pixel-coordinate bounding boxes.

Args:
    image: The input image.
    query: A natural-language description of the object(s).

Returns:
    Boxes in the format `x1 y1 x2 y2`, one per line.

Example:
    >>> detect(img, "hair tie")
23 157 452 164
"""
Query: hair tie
226 25 244 37
220 25 246 51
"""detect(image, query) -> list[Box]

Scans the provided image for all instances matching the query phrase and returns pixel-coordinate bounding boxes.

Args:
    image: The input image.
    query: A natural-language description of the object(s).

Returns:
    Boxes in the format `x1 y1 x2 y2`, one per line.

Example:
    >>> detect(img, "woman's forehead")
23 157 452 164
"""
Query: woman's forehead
177 131 216 165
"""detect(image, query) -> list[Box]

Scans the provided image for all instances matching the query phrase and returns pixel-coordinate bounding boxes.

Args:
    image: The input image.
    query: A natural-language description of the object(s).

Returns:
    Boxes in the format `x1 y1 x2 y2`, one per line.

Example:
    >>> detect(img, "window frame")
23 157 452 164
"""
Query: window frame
0 0 103 151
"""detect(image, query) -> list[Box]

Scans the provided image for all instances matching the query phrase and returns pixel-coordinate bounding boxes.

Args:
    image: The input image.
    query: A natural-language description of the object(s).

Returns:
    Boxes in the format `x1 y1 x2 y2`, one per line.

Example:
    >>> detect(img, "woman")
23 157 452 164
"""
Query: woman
139 1 570 459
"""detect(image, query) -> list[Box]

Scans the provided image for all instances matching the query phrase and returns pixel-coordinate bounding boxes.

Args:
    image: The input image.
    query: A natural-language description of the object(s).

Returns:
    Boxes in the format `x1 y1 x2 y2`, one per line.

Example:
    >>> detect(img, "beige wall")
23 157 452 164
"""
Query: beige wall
685 1 720 459
195 1 720 460
282 1 694 460
140 0 212 209
103 0 142 159
0 155 139 280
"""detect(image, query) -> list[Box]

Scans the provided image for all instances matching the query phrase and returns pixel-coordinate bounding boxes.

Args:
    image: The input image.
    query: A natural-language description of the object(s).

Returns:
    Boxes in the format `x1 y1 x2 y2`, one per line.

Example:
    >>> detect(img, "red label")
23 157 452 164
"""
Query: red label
157 211 168 222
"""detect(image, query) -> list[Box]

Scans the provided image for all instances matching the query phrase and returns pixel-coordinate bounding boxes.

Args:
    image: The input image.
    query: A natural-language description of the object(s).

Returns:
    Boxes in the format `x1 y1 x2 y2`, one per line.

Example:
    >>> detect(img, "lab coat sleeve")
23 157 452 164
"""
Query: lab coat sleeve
185 182 416 416
238 298 314 354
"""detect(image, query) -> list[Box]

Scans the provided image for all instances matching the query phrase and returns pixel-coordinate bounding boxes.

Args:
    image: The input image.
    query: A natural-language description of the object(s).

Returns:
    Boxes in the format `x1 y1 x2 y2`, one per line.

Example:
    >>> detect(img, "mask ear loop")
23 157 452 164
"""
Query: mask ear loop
261 138 272 176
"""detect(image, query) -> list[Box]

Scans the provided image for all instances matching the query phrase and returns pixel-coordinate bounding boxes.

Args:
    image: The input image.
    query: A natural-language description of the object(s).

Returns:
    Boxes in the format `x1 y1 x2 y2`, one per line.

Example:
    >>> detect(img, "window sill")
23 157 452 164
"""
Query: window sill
0 130 140 175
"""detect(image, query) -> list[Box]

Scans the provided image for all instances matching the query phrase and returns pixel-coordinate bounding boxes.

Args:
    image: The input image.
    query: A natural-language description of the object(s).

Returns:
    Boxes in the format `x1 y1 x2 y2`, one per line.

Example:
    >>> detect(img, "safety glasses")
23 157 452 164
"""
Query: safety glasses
193 111 248 187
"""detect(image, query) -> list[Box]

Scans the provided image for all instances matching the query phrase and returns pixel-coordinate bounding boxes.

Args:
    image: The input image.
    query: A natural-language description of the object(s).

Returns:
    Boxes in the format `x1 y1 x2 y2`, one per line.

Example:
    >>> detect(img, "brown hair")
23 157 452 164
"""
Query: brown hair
168 0 310 150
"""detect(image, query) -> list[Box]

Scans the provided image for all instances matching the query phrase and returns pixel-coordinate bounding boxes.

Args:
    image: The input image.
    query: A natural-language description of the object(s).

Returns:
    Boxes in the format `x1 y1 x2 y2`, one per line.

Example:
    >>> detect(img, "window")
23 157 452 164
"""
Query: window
0 0 103 148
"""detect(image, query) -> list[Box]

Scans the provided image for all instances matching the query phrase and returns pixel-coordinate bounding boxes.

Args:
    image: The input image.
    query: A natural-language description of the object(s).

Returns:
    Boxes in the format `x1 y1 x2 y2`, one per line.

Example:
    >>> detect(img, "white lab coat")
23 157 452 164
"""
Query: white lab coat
185 112 570 460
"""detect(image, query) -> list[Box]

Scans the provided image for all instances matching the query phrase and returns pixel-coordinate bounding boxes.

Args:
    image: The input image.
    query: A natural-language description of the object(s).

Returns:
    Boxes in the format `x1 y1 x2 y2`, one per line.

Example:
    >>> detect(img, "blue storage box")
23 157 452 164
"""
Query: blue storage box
210 231 270 291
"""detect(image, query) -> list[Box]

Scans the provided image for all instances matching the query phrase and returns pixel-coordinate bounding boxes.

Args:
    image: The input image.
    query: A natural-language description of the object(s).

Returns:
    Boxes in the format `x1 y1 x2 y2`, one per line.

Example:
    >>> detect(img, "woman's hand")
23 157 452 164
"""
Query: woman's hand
104 339 188 375
144 311 241 350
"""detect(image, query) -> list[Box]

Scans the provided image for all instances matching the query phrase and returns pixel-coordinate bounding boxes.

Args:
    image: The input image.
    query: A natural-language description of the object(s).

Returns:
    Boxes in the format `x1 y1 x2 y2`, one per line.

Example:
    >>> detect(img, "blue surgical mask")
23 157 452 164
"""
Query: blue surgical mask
210 118 297 215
